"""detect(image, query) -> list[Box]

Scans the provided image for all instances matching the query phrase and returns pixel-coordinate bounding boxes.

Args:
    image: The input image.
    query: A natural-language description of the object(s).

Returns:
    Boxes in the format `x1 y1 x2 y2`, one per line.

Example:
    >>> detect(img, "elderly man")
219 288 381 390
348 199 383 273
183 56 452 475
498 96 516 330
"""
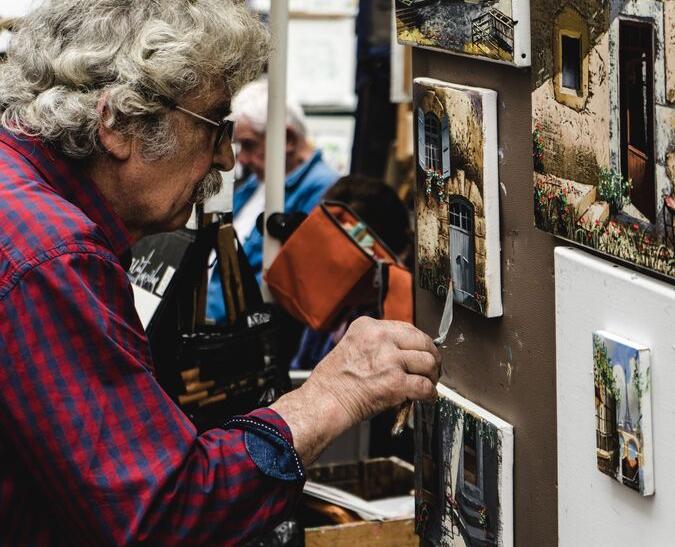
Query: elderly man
207 79 338 322
0 1 440 545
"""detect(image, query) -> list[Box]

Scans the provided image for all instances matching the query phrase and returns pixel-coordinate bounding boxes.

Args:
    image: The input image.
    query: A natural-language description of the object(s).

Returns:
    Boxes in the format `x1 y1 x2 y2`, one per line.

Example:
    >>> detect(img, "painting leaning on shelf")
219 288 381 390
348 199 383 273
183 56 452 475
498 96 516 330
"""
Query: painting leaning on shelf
532 0 675 279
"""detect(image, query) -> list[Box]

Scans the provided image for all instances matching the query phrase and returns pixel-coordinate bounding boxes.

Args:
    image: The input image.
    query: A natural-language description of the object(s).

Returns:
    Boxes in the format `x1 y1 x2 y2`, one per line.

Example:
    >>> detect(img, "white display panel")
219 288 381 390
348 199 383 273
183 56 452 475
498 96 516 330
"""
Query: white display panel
555 247 675 546
287 17 357 111
305 115 355 176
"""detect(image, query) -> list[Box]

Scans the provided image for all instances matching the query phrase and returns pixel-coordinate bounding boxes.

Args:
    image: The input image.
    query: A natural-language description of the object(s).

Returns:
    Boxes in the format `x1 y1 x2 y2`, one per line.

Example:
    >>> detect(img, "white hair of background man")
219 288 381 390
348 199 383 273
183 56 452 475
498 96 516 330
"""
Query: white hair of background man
0 0 269 160
230 78 307 139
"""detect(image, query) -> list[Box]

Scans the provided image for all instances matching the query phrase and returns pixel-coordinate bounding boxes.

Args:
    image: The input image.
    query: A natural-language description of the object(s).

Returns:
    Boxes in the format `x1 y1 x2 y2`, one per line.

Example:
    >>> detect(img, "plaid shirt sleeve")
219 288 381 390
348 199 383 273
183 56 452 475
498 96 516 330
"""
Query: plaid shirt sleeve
0 246 304 546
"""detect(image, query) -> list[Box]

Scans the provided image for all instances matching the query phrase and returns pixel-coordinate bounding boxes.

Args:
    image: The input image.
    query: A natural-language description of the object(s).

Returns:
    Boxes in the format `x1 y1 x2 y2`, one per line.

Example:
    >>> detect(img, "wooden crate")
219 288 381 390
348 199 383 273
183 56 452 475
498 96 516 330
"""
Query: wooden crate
304 457 417 547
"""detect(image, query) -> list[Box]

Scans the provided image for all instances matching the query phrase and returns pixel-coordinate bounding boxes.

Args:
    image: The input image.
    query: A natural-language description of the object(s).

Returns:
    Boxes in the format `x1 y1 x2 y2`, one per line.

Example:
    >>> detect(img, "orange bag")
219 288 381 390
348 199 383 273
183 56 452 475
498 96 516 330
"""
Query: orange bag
265 201 413 331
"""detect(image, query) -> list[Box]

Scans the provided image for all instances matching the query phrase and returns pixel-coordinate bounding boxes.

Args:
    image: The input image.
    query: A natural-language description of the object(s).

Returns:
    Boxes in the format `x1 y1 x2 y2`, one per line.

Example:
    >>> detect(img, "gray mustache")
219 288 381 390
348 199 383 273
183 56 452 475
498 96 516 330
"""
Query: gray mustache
190 169 223 205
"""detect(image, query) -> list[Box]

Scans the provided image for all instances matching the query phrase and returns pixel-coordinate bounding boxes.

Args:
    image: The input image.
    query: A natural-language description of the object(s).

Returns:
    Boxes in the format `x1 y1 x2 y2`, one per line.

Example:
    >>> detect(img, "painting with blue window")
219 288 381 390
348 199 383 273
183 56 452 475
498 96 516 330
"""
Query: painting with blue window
414 78 502 317
414 384 514 547
593 331 654 496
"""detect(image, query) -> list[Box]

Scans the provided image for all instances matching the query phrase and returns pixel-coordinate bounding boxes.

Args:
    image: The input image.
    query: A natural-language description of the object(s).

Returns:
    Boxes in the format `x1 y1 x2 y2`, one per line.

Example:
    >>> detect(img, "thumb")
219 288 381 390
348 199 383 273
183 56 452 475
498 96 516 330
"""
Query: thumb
404 375 437 402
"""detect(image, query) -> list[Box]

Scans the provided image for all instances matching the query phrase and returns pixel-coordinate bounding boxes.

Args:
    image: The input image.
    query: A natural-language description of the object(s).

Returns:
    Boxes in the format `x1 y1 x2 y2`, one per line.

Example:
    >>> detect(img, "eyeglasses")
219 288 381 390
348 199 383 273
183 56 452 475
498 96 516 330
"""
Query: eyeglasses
173 104 235 150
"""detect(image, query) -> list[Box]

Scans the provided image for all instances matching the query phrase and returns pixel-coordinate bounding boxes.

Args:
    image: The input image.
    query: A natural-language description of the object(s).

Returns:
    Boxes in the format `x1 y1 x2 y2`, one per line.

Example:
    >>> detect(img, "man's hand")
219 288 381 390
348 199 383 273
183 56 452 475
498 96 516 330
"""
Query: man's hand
270 317 441 465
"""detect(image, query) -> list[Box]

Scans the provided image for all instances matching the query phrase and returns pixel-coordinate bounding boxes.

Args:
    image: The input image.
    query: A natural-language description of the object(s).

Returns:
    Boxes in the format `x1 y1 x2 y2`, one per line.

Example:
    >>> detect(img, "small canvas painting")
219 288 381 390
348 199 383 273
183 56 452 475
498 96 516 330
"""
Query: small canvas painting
395 0 531 67
593 331 654 496
532 0 675 280
414 78 502 317
414 384 514 547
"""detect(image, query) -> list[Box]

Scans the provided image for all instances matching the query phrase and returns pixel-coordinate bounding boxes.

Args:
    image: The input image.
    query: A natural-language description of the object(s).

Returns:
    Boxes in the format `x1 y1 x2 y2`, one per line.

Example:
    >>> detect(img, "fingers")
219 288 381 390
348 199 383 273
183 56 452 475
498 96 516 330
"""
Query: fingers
384 320 442 362
399 350 441 385
404 375 438 402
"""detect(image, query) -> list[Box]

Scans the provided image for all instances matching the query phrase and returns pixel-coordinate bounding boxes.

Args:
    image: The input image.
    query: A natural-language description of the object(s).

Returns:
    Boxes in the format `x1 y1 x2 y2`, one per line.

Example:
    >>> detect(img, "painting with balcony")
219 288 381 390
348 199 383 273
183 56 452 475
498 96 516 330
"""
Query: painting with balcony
414 384 514 547
395 0 531 67
593 331 654 496
414 78 502 318
532 0 675 280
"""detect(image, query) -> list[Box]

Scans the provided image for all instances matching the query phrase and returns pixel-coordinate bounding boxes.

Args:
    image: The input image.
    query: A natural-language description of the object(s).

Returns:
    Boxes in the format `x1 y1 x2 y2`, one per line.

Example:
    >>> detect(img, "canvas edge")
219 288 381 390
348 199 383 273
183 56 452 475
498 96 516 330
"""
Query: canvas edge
511 0 532 67
498 421 515 547
437 383 513 434
638 346 655 496
481 87 504 318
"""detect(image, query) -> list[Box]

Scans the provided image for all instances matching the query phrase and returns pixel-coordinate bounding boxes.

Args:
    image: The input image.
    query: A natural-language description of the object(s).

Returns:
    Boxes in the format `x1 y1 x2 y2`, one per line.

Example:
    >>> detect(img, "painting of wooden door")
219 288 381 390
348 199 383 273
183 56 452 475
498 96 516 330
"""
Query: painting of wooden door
620 20 656 223
449 199 475 307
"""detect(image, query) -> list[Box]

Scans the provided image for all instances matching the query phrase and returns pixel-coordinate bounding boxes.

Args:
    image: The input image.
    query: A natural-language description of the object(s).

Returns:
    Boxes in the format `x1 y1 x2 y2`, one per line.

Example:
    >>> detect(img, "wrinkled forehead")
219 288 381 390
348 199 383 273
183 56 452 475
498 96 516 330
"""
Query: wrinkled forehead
180 85 232 118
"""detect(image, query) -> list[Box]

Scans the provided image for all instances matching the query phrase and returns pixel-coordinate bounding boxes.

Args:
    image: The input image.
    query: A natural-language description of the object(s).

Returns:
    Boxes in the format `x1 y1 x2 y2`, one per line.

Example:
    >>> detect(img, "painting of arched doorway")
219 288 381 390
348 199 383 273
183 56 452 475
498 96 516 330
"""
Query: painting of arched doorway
449 197 476 307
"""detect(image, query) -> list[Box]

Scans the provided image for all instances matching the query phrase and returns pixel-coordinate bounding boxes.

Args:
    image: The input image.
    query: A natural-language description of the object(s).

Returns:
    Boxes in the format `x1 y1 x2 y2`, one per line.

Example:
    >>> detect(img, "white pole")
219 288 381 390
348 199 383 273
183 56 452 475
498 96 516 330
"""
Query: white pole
261 0 289 302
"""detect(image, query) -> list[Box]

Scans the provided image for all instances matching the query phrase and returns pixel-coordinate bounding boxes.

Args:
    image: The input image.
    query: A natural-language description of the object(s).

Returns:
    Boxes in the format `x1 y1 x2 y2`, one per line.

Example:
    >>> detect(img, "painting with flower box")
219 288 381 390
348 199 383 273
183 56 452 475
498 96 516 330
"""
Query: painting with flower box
414 384 514 547
532 0 675 280
593 331 654 496
414 78 502 317
395 0 531 67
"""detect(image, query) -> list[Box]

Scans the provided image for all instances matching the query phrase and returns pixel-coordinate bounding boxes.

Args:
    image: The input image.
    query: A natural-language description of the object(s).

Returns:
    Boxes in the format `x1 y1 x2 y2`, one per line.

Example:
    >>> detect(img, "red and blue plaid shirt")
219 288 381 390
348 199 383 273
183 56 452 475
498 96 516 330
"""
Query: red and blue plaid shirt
0 129 304 546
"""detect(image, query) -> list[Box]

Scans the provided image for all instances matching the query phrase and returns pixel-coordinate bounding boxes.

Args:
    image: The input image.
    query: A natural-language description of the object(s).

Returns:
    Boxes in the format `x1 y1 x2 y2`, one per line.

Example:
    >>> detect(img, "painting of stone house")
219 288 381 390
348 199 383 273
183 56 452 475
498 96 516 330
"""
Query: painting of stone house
414 78 502 317
414 385 514 547
593 331 654 496
395 0 531 67
532 0 675 280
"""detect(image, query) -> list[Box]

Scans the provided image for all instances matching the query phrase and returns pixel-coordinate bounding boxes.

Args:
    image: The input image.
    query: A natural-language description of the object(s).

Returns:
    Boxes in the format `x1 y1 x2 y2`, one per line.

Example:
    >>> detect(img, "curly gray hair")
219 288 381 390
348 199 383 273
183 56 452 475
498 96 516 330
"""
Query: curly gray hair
0 0 269 160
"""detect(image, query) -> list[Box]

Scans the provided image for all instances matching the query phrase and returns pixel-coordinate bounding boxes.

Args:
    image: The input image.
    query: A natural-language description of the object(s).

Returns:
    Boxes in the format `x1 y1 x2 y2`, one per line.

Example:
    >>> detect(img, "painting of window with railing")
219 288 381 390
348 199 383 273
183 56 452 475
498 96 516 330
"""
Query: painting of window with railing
395 0 531 67
414 77 502 318
414 385 514 547
593 331 654 496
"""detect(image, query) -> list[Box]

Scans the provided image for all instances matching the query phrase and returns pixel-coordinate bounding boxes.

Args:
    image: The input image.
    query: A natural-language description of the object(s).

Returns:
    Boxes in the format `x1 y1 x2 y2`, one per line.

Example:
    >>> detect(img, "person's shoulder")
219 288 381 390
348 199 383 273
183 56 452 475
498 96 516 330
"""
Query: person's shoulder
305 154 340 189
0 150 114 290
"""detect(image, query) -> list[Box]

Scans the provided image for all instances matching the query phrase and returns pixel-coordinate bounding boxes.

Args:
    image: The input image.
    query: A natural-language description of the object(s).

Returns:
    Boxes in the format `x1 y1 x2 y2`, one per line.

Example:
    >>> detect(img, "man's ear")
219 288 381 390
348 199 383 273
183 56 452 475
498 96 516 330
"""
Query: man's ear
97 96 131 161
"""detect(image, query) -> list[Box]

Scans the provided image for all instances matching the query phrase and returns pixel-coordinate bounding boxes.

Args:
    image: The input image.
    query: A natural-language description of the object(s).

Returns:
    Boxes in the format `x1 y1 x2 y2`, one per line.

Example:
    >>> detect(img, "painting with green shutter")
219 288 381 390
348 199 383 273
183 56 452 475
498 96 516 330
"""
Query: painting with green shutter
414 78 502 318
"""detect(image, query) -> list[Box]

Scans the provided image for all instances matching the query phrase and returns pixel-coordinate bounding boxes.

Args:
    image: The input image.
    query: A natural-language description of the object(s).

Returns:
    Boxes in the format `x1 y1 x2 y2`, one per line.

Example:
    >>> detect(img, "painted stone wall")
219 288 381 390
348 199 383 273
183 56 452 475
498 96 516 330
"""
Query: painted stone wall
532 0 674 279
532 1 611 186
415 83 489 310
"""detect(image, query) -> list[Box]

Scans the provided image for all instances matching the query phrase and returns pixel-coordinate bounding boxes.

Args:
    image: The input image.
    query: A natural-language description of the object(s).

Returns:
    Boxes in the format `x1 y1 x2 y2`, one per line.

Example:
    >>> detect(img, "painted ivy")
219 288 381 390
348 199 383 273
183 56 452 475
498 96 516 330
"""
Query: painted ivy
437 397 500 450
593 336 619 401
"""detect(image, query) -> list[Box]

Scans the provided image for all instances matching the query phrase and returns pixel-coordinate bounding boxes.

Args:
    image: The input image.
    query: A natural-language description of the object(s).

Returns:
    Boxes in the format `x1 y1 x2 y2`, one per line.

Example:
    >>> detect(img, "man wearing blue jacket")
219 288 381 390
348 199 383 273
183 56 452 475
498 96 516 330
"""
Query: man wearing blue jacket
207 79 338 323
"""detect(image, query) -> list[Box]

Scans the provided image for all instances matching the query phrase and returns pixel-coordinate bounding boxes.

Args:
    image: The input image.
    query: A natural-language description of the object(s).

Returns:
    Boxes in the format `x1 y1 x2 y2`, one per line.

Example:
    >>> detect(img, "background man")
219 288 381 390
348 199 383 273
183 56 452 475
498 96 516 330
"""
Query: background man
207 79 338 322
0 1 440 545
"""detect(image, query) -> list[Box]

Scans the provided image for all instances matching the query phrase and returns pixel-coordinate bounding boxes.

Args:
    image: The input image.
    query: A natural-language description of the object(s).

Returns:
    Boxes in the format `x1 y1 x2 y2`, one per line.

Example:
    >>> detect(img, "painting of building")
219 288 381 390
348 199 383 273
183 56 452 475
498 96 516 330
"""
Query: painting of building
532 0 675 280
414 78 502 317
395 0 531 67
414 385 514 547
593 331 654 496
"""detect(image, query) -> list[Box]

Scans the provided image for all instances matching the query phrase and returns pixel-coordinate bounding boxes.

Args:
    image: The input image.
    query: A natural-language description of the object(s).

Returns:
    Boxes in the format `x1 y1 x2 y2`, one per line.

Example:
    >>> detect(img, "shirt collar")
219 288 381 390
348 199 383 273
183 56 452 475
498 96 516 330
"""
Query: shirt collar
0 129 133 264
284 149 322 190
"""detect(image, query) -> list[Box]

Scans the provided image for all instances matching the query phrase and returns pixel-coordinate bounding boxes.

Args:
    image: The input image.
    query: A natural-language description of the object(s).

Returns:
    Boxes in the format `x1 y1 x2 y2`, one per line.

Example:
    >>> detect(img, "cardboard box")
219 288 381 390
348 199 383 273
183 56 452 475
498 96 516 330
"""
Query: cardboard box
304 457 417 547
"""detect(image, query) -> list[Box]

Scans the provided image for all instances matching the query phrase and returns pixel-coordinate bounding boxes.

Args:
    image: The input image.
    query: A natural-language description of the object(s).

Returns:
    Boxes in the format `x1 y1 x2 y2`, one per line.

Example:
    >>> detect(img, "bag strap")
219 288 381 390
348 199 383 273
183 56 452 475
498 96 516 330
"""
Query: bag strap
215 222 246 325
193 213 262 327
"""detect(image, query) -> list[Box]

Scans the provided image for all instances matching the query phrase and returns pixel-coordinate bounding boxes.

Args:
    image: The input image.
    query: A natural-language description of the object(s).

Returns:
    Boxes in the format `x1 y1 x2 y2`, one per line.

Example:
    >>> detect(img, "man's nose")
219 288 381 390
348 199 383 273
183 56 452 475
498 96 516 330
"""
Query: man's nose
213 139 235 172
